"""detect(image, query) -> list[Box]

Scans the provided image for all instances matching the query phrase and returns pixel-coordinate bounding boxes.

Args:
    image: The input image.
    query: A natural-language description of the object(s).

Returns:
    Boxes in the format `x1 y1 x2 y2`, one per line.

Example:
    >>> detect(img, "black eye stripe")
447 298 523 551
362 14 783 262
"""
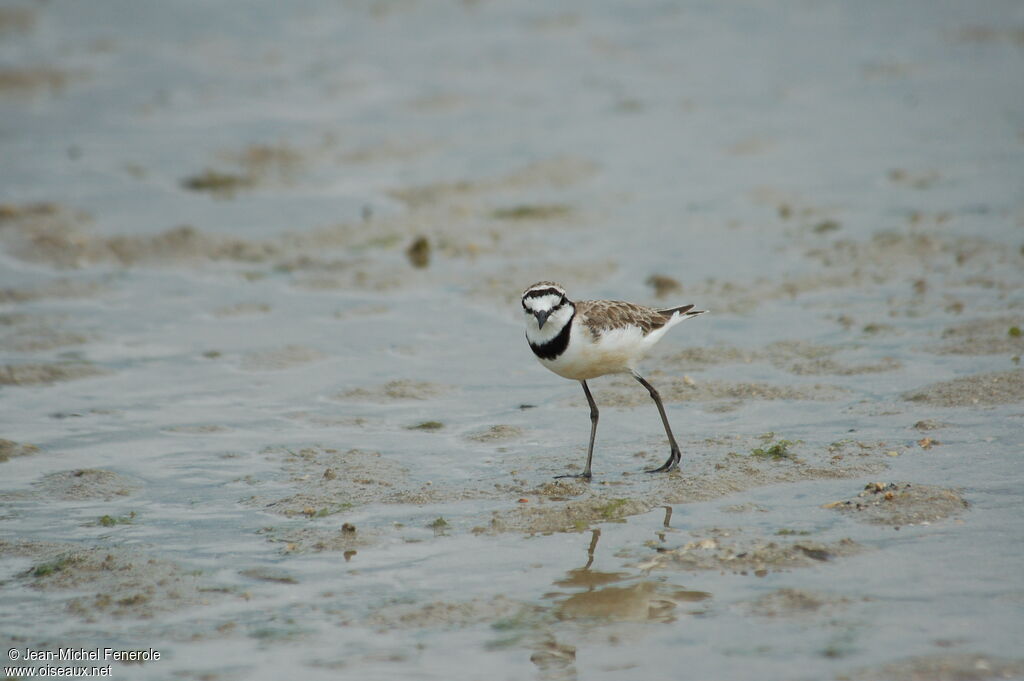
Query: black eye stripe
524 288 565 300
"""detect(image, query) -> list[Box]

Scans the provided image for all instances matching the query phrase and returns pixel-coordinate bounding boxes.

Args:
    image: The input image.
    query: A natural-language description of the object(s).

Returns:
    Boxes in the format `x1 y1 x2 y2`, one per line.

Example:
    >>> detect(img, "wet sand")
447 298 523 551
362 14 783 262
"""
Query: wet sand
2 1 1023 680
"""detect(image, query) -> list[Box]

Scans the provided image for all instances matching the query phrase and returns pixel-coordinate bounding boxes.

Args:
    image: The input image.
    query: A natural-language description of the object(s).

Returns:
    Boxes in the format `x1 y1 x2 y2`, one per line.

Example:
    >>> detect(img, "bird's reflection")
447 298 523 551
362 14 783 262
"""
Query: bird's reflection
552 530 629 588
544 525 712 624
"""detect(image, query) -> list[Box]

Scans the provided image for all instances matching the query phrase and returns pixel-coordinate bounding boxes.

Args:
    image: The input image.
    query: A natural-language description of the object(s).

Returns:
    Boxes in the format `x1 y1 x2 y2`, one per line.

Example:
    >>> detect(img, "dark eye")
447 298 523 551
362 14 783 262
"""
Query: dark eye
559 295 566 305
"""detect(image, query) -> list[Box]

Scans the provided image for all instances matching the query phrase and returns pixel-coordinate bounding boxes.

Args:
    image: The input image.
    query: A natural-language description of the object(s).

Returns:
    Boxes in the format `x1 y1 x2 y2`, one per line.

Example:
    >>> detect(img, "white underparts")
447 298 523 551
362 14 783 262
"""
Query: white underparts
527 308 695 381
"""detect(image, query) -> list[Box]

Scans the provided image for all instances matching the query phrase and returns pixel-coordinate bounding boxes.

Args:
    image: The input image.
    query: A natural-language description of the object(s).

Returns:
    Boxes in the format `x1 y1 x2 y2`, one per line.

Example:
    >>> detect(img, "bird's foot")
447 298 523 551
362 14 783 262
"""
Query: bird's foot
554 472 592 481
644 450 681 474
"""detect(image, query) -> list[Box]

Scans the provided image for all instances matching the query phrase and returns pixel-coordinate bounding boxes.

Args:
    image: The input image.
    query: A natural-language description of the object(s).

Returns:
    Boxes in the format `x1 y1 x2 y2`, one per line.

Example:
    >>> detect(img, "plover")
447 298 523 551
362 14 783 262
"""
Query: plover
522 281 705 479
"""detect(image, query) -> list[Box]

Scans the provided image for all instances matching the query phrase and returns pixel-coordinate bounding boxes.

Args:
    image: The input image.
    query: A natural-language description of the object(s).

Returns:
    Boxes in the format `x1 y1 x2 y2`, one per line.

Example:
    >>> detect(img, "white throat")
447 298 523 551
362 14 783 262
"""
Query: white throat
524 300 574 345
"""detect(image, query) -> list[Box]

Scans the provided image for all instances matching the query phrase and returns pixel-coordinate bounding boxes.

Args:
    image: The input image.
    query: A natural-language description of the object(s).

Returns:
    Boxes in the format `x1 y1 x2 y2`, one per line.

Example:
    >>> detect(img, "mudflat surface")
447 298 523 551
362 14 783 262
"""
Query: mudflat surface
1 2 1023 680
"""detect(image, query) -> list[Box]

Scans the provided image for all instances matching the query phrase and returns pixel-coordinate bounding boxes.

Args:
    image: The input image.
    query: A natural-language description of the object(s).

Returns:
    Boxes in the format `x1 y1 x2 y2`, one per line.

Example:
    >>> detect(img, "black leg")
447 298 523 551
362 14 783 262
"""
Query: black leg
632 372 681 473
555 380 597 480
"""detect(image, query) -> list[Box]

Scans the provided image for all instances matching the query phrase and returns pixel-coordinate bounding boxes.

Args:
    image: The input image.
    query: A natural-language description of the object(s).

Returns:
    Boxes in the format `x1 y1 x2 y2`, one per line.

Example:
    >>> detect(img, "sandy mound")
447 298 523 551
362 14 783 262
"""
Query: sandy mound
34 469 138 501
824 482 968 526
640 532 863 575
0 362 105 386
903 370 1024 407
2 540 230 620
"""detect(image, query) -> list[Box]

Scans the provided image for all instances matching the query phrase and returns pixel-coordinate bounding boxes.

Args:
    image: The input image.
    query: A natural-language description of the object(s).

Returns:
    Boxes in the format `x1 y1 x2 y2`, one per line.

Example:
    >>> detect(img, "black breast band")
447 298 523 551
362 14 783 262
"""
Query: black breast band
528 311 573 360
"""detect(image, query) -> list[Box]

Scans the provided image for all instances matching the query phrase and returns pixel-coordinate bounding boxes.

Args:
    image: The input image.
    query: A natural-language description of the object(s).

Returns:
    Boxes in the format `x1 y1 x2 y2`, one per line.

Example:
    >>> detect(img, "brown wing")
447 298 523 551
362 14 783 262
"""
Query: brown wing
575 300 674 337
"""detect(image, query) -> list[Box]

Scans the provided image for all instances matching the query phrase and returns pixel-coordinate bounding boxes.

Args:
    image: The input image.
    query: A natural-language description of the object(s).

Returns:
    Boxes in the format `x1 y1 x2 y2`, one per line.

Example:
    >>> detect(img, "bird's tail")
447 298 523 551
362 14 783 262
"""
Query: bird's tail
658 304 706 319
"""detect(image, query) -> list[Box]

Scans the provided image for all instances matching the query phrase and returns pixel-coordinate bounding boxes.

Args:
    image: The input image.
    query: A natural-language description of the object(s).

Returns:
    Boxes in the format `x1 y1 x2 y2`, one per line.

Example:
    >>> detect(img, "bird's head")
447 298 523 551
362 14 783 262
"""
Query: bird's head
522 281 572 332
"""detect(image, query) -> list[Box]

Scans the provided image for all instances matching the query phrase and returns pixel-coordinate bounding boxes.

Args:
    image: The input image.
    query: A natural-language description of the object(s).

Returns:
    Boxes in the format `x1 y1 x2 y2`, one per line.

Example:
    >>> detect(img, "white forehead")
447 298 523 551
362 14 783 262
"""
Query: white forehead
523 292 562 311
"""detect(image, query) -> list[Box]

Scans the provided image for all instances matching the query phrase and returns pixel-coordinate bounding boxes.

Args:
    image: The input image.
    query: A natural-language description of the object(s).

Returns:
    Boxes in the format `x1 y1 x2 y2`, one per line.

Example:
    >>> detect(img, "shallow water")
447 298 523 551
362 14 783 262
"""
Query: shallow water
2 1 1024 680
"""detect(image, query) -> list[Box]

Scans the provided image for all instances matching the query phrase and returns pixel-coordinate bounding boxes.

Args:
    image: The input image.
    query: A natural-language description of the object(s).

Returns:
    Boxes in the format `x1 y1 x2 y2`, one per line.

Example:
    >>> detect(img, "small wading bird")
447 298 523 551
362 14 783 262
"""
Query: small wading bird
522 281 705 479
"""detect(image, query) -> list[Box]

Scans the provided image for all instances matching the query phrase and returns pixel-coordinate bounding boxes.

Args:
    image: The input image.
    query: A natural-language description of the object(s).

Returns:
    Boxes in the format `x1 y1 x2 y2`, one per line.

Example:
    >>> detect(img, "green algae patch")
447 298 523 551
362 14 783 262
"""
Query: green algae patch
594 498 631 520
407 420 445 431
31 554 75 578
181 169 255 197
751 439 798 460
491 204 571 221
97 512 136 527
